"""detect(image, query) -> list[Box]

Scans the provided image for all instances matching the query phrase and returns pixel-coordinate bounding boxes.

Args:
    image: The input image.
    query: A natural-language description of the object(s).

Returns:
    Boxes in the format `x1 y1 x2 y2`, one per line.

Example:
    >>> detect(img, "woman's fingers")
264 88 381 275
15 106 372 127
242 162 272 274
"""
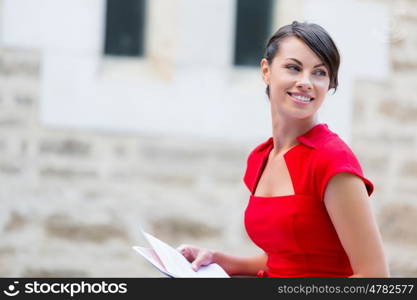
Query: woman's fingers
191 250 213 271
191 256 204 271
176 244 187 253
176 245 214 271
176 244 196 262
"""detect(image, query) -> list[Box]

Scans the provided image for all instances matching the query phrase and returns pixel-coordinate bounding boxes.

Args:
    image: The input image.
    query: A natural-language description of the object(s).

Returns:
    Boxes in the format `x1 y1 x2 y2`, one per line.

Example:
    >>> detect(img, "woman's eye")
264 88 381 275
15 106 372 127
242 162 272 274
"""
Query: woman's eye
286 65 300 71
314 69 327 76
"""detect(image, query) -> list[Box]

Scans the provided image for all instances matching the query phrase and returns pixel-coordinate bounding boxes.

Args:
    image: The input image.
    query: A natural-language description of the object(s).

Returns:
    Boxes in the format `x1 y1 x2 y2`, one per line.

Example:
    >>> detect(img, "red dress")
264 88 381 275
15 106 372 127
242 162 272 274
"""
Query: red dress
243 124 374 278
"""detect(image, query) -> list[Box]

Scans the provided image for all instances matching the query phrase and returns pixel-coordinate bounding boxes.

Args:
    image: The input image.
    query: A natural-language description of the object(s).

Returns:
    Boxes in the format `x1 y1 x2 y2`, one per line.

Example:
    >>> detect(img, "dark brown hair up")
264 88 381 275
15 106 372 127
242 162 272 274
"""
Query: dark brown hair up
264 21 340 96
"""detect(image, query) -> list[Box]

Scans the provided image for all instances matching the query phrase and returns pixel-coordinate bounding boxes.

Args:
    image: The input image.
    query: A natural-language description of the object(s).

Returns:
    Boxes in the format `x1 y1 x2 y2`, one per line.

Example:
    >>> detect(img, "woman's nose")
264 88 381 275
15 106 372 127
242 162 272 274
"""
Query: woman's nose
296 73 313 90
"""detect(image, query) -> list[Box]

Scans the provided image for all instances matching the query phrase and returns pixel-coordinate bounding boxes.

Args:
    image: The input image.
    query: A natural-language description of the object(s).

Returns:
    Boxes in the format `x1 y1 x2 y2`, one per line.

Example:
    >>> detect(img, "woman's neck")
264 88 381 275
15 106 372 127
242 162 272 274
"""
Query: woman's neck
270 113 318 156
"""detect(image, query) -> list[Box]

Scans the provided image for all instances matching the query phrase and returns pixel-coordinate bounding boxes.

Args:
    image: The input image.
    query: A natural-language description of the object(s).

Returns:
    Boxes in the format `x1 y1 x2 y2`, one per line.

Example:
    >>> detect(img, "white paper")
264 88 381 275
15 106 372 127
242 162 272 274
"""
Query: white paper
132 230 229 278
132 246 174 277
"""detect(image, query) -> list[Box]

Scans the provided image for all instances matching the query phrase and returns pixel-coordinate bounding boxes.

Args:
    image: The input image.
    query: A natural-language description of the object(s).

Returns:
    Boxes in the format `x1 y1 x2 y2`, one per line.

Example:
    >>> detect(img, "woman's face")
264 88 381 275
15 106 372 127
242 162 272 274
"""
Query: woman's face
261 36 330 121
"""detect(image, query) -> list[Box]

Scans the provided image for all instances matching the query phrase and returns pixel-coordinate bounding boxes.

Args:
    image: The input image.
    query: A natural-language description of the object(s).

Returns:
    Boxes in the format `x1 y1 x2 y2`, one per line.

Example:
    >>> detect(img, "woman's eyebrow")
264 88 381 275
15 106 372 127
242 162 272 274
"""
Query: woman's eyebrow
286 58 325 68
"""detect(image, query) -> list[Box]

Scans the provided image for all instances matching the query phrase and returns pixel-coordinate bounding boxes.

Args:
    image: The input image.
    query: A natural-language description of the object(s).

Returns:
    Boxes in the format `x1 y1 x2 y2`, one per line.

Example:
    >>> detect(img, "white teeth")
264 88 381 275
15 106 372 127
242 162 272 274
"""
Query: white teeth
290 94 312 102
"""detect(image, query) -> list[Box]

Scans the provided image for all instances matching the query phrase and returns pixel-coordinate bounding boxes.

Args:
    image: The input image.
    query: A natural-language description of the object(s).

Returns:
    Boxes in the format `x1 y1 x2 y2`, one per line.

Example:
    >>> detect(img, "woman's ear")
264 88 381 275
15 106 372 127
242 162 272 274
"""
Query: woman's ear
260 58 270 85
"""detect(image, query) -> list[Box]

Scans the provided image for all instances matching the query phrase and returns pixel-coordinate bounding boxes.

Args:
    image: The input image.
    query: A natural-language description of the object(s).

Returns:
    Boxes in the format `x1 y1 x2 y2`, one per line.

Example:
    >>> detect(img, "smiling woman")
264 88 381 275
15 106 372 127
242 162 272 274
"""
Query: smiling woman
177 21 389 278
261 36 330 121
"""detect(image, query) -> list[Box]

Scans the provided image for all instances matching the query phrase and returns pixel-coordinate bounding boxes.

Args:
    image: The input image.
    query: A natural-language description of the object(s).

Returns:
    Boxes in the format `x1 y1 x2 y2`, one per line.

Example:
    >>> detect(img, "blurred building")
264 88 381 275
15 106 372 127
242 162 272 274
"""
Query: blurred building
0 0 416 277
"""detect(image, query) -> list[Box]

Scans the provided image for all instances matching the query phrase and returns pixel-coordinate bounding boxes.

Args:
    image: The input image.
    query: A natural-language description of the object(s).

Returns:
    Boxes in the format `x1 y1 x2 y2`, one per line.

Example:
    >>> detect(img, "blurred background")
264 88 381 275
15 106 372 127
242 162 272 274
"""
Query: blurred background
0 0 416 277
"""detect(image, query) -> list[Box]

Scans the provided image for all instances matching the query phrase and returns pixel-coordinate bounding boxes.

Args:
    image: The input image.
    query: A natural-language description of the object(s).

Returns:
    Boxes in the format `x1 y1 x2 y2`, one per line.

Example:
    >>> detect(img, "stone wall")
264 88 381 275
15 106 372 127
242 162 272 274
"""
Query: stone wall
0 48 259 276
352 0 417 277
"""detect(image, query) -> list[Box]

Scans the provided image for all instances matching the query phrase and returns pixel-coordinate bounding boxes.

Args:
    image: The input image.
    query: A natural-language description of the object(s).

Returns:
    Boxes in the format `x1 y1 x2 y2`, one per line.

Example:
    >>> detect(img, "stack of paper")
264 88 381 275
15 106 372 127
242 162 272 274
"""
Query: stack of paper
133 230 229 278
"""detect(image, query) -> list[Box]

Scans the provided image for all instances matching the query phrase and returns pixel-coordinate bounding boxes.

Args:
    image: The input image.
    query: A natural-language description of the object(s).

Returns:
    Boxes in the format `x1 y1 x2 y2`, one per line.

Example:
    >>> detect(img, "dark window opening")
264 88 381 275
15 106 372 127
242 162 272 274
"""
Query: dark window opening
234 0 273 66
104 0 146 57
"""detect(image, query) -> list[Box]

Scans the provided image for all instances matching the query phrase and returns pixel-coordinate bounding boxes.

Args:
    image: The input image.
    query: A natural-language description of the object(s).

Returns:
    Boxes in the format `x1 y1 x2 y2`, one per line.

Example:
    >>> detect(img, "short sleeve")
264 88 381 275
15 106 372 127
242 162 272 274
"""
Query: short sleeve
315 146 374 201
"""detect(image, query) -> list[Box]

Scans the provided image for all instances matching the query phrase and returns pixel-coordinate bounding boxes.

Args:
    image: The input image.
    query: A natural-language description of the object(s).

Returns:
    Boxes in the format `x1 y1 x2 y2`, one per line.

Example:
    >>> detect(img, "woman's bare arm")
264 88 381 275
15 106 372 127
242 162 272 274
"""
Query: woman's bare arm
324 173 389 277
212 252 267 276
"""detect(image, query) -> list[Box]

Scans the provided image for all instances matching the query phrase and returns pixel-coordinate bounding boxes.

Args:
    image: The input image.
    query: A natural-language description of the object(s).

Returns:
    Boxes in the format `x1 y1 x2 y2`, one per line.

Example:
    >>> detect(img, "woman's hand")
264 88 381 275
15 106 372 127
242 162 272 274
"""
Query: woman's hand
176 244 214 271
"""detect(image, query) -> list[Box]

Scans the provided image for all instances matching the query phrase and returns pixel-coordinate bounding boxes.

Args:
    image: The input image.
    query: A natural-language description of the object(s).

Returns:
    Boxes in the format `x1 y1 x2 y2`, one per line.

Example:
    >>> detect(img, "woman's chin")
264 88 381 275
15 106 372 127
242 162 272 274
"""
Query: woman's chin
285 107 316 120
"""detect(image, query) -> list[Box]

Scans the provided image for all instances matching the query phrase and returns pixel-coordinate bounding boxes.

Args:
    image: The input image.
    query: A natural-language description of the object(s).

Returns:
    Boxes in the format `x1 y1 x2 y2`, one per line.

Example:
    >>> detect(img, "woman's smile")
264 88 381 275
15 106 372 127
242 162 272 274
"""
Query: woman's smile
287 91 315 105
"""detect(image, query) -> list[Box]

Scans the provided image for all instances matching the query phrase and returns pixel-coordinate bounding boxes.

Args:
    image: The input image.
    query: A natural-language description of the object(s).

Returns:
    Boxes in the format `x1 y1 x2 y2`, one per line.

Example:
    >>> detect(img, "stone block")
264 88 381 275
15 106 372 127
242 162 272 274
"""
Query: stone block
400 159 417 177
358 154 390 175
140 140 245 166
0 48 40 78
140 144 207 164
146 173 195 187
391 18 417 71
0 247 16 276
39 167 97 180
0 162 21 175
14 94 34 107
151 216 221 245
394 0 417 21
22 267 88 277
45 214 129 244
0 115 27 128
379 100 417 123
40 139 91 157
378 202 417 246
352 98 366 123
389 0 417 71
20 140 28 157
0 246 15 256
0 140 6 152
395 178 417 194
3 211 27 232
354 132 415 149
392 58 417 72
113 144 128 158
389 260 417 277
108 167 143 182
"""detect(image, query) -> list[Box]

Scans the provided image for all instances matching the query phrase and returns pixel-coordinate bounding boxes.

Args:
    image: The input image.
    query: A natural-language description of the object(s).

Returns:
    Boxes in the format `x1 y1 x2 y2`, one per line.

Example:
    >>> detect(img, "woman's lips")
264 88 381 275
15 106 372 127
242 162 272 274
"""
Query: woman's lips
287 92 314 105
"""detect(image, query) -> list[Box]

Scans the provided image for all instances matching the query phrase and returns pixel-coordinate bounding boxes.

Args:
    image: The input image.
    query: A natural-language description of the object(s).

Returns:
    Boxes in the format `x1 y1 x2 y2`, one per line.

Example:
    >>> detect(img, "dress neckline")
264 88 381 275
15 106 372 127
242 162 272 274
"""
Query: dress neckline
252 142 301 198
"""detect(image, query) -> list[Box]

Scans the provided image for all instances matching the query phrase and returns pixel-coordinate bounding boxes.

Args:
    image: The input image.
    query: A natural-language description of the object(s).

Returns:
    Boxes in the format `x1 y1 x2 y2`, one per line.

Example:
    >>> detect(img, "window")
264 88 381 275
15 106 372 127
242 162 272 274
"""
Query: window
104 0 146 57
234 0 273 66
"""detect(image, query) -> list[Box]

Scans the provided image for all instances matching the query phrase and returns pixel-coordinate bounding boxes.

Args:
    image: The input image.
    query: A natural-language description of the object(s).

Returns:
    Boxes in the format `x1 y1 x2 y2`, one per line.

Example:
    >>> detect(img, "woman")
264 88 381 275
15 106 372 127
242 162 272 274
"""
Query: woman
177 21 389 278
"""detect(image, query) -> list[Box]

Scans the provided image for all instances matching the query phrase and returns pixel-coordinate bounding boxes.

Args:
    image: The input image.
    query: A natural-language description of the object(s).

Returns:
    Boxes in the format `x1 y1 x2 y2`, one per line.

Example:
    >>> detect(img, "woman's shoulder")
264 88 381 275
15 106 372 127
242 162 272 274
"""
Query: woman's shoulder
306 125 366 178
310 125 374 197
311 125 357 160
311 126 367 177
